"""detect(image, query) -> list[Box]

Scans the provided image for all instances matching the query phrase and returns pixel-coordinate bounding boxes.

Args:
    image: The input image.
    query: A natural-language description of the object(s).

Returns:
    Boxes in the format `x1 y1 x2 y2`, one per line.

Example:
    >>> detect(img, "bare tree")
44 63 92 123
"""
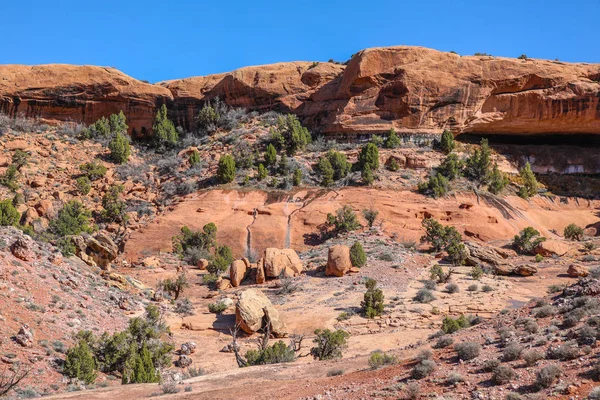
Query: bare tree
0 365 29 396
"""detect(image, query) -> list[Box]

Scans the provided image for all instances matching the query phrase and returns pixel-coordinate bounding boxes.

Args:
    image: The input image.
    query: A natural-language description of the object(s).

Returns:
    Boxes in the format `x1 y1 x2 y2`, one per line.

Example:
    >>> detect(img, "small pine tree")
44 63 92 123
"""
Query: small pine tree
257 164 268 181
437 153 462 180
564 223 584 241
153 104 179 148
101 184 127 223
362 168 374 185
109 132 131 164
109 111 128 135
91 116 110 138
0 199 20 226
361 278 384 318
217 155 236 183
512 227 546 254
488 163 509 194
362 207 379 227
264 144 277 167
387 158 400 171
326 150 351 180
278 154 289 175
64 340 97 384
316 157 334 187
189 150 200 167
519 162 538 198
75 176 92 195
358 143 380 172
384 128 401 148
293 168 302 186
350 241 366 267
196 103 220 131
440 130 455 153
50 200 94 236
464 138 492 184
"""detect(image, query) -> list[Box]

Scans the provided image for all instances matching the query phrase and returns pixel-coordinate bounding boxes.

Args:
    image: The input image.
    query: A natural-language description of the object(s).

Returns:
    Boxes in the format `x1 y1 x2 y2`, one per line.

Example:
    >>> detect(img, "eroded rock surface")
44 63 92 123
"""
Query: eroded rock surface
235 289 286 337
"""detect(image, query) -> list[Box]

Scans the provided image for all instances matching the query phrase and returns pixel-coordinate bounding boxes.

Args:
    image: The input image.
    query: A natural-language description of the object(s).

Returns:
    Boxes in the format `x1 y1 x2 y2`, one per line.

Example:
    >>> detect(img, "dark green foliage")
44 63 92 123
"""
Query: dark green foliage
326 150 351 180
420 218 462 252
316 157 334 186
519 162 538 198
361 168 374 185
79 161 107 181
0 165 19 191
217 154 236 183
361 278 384 318
322 206 361 238
122 344 160 384
101 184 127 223
454 342 480 360
158 271 189 300
278 154 289 175
11 150 30 170
208 244 233 273
437 153 462 180
64 340 97 384
387 158 400 171
512 227 546 254
564 223 584 241
189 150 200 167
368 351 397 368
208 302 228 314
493 365 515 385
86 116 110 138
362 207 379 227
440 130 455 154
196 103 220 131
108 133 131 164
273 114 312 155
50 200 94 236
464 138 492 184
488 163 509 194
257 164 268 181
442 315 470 334
245 341 296 366
293 168 302 186
429 264 447 282
153 104 179 148
310 329 349 360
56 237 76 256
418 173 449 198
109 111 128 134
0 199 20 226
264 144 277 167
75 176 91 195
384 128 401 149
350 241 366 268
172 223 217 257
446 241 467 266
357 143 379 172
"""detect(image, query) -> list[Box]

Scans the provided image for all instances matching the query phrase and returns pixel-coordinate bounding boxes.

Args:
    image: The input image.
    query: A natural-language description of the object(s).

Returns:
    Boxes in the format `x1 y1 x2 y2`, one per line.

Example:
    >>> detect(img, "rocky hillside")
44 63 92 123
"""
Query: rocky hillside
1 46 599 137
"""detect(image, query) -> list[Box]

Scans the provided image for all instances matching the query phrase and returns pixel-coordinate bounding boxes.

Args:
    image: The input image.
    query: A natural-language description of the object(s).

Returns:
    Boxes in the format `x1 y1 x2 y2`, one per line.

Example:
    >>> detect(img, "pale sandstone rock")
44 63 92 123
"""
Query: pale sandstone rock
235 289 286 337
230 259 248 287
326 245 352 277
567 263 589 278
263 248 303 278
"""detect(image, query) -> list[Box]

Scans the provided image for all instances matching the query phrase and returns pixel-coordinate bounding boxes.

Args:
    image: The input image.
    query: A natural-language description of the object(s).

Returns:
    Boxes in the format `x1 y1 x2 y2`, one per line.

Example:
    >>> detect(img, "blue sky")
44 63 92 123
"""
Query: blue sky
1 0 598 83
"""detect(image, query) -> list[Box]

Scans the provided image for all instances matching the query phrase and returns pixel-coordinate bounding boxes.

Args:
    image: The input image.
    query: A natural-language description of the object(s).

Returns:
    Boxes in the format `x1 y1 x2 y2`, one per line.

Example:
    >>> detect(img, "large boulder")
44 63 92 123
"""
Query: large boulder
263 248 303 278
11 236 36 262
72 232 118 271
235 289 286 337
567 264 589 278
256 258 266 284
230 259 249 287
326 245 352 277
533 240 571 257
464 241 514 275
513 264 538 276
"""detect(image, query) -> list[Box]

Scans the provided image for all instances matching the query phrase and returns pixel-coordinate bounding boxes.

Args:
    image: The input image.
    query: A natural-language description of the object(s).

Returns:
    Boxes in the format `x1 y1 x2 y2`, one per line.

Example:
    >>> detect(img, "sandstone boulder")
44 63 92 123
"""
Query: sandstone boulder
464 241 514 275
14 324 33 347
513 264 538 276
197 258 209 270
256 259 266 284
72 233 118 271
533 240 570 257
11 236 35 261
230 259 249 287
235 289 286 337
567 264 589 278
263 248 303 278
216 277 232 291
326 245 352 277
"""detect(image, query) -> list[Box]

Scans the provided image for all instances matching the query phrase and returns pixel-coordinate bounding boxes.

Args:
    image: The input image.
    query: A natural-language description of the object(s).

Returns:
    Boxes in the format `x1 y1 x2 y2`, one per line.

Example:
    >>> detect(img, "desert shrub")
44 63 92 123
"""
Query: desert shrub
464 138 492 184
522 350 544 366
418 173 449 198
589 387 600 400
535 364 561 389
362 207 379 228
361 168 374 185
546 342 579 361
405 382 421 400
415 349 432 362
208 245 233 273
245 340 296 366
421 218 462 253
325 150 351 181
11 149 30 170
188 150 201 167
434 336 454 349
357 142 379 172
534 305 556 318
50 200 94 236
368 351 397 369
502 344 523 361
446 283 459 294
423 280 437 290
439 130 455 154
196 103 220 132
512 227 546 255
256 163 268 181
442 315 470 334
315 157 334 187
101 184 127 223
350 241 366 267
64 340 97 384
0 199 20 226
384 128 401 148
482 358 500 372
310 329 349 360
108 132 131 164
534 253 544 262
387 157 400 171
0 164 19 191
446 241 468 266
153 104 178 148
523 319 539 334
519 162 538 198
493 365 515 385
208 302 228 314
79 161 107 181
411 359 436 379
482 284 494 292
488 163 509 195
577 325 598 345
217 154 236 183
430 264 447 282
271 114 311 155
467 284 479 292
361 279 384 318
172 223 217 258
564 223 584 241
292 168 302 186
264 143 277 167
158 271 189 300
321 206 361 238
437 153 462 180
446 372 464 385
75 176 91 195
455 342 480 361
414 289 436 304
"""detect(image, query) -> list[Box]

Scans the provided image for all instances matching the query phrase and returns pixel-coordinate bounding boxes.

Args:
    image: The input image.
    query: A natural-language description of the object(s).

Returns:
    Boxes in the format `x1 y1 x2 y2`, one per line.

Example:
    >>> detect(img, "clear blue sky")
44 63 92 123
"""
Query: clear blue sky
2 0 599 83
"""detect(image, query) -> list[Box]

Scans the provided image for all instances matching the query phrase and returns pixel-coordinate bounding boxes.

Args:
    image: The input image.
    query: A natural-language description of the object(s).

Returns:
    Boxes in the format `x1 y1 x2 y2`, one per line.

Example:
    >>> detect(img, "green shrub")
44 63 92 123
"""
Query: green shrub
108 132 131 164
384 128 401 149
361 168 374 185
387 157 400 171
257 164 268 181
446 241 467 266
535 364 561 389
350 241 366 267
414 289 436 303
50 200 94 236
564 223 584 241
79 161 107 181
75 176 91 195
535 253 544 262
245 340 296 366
86 116 110 138
533 305 556 318
0 199 20 226
482 284 494 292
292 168 302 186
519 162 538 198
158 271 189 300
64 340 97 384
197 103 220 131
273 114 311 155
217 154 236 183
208 302 228 314
316 157 334 187
12 149 30 170
357 142 379 172
101 184 127 223
464 138 492 184
454 341 480 360
207 244 233 274
421 218 462 252
321 206 361 238
109 111 128 134
172 223 217 258
361 278 384 318
310 329 349 360
418 173 449 198
429 264 447 282
153 104 178 148
189 150 200 167
512 227 546 254
488 163 509 194
442 315 470 334
326 150 351 180
470 265 484 280
493 365 515 385
440 130 455 153
264 144 277 166
411 359 435 379
437 153 462 180
368 351 397 369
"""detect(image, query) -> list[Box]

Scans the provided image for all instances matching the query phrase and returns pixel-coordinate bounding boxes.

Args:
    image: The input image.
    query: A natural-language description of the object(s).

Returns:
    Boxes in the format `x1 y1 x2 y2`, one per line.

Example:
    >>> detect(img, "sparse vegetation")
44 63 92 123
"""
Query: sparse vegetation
350 241 366 267
310 329 349 360
512 227 546 255
368 351 397 369
454 341 480 360
361 278 384 318
564 223 584 241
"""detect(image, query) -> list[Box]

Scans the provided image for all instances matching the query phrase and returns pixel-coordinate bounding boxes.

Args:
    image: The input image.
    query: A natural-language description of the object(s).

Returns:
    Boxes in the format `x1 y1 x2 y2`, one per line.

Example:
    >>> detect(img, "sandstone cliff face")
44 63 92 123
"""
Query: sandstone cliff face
0 64 172 136
1 47 599 137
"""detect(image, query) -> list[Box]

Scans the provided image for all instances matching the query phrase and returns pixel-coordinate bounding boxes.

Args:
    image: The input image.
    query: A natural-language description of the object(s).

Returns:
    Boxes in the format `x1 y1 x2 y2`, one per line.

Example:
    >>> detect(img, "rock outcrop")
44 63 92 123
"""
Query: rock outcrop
533 240 571 257
235 289 286 337
72 232 118 270
262 248 303 278
326 245 352 277
464 241 516 275
230 259 249 287
567 263 589 277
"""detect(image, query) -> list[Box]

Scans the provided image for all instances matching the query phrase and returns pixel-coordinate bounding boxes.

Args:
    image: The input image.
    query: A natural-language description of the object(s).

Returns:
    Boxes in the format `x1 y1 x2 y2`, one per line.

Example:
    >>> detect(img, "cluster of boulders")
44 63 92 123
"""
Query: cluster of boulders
464 241 538 276
175 341 197 368
72 232 118 271
235 289 287 337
